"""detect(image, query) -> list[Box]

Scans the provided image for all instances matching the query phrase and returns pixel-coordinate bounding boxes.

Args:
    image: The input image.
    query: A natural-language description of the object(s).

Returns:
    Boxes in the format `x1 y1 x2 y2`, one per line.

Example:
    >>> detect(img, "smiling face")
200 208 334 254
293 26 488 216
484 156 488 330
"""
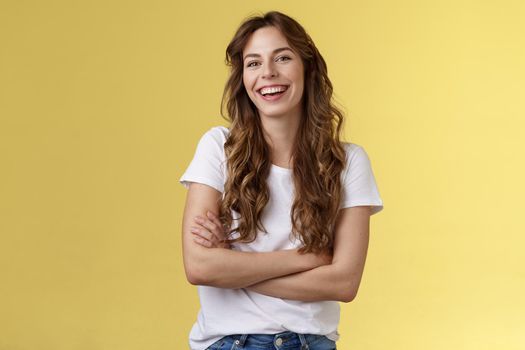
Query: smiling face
242 26 305 121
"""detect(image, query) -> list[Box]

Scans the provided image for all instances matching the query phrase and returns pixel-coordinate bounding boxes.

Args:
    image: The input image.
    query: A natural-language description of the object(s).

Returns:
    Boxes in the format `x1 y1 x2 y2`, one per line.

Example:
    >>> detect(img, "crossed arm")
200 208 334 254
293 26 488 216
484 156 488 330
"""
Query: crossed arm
182 183 371 303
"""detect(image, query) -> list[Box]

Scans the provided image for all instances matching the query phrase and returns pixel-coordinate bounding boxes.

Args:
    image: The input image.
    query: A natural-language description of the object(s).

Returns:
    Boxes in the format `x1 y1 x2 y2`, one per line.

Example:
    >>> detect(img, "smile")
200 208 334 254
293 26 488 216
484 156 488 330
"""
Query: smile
257 85 289 101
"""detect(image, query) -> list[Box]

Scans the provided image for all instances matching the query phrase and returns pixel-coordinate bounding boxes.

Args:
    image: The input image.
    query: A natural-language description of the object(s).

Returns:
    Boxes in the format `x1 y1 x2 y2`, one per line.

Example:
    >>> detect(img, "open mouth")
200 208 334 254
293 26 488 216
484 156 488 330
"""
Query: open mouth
257 85 289 100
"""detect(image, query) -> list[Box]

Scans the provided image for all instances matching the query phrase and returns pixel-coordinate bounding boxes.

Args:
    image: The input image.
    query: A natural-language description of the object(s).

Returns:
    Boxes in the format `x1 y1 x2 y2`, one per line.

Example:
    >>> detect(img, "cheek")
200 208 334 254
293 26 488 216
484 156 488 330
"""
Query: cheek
243 71 253 86
292 71 305 95
242 74 254 94
289 65 304 83
244 78 261 105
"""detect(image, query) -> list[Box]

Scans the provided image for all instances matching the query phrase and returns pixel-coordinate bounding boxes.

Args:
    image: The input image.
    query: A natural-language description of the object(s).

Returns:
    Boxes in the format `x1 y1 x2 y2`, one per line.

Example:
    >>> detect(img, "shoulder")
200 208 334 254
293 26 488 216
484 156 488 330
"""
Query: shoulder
340 141 375 179
195 125 230 153
341 141 367 162
202 125 230 143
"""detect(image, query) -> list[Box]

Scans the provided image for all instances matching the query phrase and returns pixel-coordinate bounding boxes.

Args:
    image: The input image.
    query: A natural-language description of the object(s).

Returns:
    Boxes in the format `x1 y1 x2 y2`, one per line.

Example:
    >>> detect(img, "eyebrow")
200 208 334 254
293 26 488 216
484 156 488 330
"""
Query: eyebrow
243 47 294 61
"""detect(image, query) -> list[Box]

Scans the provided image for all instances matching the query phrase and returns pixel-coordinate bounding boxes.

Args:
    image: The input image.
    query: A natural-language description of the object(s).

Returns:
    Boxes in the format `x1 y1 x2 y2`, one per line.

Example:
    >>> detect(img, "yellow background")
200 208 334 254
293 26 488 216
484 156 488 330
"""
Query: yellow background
1 0 524 349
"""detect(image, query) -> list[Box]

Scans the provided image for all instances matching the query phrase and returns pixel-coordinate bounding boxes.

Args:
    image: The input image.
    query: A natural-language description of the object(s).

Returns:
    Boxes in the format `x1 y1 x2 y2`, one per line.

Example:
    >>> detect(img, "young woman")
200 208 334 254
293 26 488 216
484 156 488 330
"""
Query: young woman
180 11 383 350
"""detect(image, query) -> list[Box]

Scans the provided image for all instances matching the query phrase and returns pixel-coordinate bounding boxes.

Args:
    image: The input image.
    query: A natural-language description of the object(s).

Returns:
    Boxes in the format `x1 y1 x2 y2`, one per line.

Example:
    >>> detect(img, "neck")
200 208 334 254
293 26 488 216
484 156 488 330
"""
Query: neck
259 107 301 167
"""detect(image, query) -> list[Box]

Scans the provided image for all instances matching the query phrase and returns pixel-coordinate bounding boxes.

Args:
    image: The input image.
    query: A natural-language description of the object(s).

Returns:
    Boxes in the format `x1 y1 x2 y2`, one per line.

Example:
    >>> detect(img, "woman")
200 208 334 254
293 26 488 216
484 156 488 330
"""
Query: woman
180 11 383 350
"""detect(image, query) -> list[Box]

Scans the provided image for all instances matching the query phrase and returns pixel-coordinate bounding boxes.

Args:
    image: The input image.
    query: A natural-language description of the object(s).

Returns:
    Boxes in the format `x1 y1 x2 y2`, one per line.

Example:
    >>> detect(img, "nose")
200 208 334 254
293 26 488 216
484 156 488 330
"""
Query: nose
261 61 278 79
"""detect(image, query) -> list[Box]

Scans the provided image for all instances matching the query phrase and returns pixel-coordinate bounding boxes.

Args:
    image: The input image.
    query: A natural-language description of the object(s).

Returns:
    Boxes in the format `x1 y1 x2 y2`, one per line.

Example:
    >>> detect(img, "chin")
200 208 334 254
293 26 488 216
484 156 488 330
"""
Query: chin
264 103 301 118
258 108 292 118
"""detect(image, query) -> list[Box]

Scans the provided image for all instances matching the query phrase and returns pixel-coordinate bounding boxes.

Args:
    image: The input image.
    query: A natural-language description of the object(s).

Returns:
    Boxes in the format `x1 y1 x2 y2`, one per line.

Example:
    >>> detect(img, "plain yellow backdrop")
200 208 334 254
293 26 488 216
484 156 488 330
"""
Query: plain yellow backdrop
1 0 524 349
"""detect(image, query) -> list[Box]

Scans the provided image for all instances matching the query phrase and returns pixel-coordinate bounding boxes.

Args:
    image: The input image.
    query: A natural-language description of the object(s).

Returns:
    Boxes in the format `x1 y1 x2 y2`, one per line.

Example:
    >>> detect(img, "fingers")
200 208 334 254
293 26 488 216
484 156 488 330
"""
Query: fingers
190 226 213 242
206 211 224 231
192 221 221 249
191 226 216 248
192 232 212 248
191 211 230 249
194 216 217 234
194 212 225 239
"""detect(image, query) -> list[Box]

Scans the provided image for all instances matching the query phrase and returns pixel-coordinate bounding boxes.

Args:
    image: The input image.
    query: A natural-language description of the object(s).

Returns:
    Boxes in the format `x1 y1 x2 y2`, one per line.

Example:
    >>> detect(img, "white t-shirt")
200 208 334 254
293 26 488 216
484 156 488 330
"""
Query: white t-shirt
179 126 383 350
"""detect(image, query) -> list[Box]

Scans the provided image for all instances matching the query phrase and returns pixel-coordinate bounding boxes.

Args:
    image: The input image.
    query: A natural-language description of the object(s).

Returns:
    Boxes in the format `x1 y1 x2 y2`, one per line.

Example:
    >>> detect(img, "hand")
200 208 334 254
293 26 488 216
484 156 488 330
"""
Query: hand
191 211 231 249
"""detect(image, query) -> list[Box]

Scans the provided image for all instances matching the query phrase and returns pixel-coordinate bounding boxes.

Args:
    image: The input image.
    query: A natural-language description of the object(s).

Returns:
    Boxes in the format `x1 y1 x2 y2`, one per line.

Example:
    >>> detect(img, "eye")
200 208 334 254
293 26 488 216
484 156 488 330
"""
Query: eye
246 61 259 68
277 56 291 62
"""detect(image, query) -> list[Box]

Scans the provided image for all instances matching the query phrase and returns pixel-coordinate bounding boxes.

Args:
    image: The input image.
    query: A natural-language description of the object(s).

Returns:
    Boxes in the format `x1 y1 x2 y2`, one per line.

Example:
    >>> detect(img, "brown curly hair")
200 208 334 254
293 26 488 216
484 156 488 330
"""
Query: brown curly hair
219 11 347 254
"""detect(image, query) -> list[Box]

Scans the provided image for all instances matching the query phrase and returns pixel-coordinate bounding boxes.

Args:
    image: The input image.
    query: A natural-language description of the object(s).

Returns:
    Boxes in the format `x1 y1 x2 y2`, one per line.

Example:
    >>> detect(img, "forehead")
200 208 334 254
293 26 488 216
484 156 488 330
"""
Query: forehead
243 26 290 54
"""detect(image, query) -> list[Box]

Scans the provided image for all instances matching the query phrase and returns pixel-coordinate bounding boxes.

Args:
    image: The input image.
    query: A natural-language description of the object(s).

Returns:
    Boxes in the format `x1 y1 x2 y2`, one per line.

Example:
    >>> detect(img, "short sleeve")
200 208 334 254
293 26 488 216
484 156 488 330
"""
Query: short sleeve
179 127 227 193
340 144 384 215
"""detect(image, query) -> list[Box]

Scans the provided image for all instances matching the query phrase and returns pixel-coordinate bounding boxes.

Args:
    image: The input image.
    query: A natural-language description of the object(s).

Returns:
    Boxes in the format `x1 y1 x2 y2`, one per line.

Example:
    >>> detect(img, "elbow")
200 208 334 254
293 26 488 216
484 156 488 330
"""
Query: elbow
338 280 358 303
339 290 357 303
186 271 205 286
184 247 226 286
183 244 219 285
185 260 210 286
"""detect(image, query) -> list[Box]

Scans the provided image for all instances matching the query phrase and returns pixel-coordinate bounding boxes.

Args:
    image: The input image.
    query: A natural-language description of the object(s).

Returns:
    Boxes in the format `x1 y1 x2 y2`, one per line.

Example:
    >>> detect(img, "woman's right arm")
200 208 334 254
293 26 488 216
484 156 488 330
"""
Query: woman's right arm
182 182 330 289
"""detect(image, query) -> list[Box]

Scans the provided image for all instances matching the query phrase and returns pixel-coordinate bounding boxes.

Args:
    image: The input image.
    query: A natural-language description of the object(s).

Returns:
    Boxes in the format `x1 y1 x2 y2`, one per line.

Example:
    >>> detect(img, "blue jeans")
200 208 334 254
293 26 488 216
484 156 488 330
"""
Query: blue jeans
204 331 337 350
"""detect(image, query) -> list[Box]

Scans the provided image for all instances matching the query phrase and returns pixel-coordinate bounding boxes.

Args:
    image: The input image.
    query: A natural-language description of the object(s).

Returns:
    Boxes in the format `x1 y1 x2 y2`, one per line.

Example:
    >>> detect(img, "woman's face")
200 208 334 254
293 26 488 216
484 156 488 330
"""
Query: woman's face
242 26 305 120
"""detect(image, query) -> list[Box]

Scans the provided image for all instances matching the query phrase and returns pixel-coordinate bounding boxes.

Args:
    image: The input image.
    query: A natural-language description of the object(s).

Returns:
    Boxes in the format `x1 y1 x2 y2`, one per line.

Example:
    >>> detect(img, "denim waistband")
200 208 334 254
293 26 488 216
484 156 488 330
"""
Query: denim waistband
223 331 334 350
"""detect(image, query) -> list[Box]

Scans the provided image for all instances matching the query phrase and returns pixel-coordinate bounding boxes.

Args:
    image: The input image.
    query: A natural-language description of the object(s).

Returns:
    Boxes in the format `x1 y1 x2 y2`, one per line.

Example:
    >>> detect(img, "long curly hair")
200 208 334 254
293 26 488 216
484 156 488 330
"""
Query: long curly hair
219 11 347 254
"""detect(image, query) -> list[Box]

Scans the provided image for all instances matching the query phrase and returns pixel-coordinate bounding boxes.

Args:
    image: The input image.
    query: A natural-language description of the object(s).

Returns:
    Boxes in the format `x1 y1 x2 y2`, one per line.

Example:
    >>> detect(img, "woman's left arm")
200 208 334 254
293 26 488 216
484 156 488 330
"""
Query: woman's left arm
244 205 372 303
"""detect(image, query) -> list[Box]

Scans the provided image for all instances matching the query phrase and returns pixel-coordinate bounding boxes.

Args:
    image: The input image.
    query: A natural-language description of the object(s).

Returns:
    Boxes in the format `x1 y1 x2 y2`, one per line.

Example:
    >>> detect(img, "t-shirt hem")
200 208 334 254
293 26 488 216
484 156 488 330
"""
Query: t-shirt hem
179 175 224 193
339 201 384 215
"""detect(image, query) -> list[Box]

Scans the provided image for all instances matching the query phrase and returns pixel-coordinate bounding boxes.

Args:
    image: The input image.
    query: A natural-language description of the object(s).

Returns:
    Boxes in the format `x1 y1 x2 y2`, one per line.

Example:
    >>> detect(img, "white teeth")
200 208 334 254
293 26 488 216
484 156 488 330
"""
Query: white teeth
260 86 287 95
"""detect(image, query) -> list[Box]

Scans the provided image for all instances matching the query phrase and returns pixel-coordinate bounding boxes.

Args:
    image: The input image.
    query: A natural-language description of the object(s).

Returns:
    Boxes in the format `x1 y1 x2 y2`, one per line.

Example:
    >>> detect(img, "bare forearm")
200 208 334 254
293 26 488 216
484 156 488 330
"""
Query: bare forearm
191 247 322 289
244 264 353 302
